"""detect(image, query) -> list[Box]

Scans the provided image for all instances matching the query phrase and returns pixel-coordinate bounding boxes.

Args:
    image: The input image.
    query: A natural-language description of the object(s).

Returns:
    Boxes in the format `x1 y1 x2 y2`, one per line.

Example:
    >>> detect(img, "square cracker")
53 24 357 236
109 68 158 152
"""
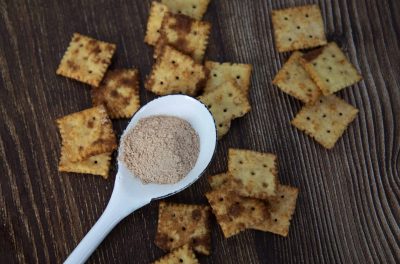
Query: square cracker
161 0 210 20
198 81 251 139
56 33 116 87
58 152 111 179
153 244 199 264
205 186 268 238
272 51 320 104
250 185 299 237
91 69 140 119
300 42 362 95
204 61 253 95
145 2 169 46
207 172 230 189
291 94 358 149
155 202 211 255
145 46 207 96
154 13 211 62
56 106 117 162
272 5 327 52
228 149 278 199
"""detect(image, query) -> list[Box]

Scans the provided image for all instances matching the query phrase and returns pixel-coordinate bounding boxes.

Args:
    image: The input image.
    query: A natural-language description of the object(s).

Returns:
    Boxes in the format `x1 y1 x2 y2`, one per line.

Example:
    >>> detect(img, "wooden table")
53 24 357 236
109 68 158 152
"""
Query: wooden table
1 0 399 263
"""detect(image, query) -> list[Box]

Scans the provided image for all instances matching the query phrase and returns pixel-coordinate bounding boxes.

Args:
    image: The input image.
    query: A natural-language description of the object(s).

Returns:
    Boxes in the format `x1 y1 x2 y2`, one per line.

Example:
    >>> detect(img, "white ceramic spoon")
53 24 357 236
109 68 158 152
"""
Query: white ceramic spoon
64 95 217 264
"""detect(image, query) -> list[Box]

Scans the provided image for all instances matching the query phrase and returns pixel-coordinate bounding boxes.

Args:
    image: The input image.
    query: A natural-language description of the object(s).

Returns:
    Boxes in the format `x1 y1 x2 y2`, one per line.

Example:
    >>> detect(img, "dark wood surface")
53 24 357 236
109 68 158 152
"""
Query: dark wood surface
1 0 399 263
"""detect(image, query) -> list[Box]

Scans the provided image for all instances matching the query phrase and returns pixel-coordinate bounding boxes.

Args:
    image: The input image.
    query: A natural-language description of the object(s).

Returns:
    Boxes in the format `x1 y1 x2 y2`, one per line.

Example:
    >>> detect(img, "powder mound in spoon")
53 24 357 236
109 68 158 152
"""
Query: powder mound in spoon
118 115 200 184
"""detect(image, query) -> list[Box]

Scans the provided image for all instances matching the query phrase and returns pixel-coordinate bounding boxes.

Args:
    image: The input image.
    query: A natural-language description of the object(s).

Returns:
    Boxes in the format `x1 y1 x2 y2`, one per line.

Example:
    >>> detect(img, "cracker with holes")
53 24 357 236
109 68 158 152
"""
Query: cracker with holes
91 69 140 119
153 244 199 264
56 33 116 87
154 13 211 62
161 0 210 20
228 149 278 199
145 46 207 96
272 5 327 52
273 51 320 104
204 61 253 95
198 81 251 139
205 186 268 238
155 202 211 255
56 106 117 162
291 95 358 149
250 185 299 237
145 1 169 46
208 172 231 189
300 42 362 95
58 152 111 179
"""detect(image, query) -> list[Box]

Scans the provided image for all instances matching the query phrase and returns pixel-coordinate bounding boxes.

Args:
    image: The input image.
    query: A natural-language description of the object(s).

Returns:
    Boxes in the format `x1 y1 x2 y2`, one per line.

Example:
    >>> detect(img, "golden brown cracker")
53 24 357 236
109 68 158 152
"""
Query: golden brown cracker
56 106 117 162
300 42 362 95
272 5 327 52
291 94 359 149
228 149 278 199
251 185 299 237
155 202 211 255
273 51 320 104
204 61 253 94
198 81 251 139
91 69 140 119
205 186 268 238
56 33 116 87
145 2 169 46
153 244 199 264
154 13 211 62
58 152 111 179
145 46 207 96
161 0 210 20
207 173 231 189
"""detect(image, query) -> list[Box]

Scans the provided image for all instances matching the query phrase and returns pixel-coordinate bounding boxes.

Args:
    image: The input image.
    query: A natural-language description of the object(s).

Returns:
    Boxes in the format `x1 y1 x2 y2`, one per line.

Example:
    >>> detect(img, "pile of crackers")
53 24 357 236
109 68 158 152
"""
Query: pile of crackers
151 149 299 263
271 5 362 149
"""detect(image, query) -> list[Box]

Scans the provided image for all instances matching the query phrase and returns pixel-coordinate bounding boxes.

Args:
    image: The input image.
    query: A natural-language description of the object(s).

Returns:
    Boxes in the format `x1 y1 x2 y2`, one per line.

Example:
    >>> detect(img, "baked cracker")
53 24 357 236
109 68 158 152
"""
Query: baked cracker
155 202 211 255
251 185 299 237
58 152 111 179
56 106 117 162
300 42 362 95
205 186 268 238
161 0 210 20
145 2 169 46
153 244 199 264
198 81 251 139
207 172 230 189
204 61 253 95
291 94 358 149
56 33 116 87
145 46 207 96
154 13 211 62
272 5 327 52
272 51 320 104
91 69 140 119
228 149 278 199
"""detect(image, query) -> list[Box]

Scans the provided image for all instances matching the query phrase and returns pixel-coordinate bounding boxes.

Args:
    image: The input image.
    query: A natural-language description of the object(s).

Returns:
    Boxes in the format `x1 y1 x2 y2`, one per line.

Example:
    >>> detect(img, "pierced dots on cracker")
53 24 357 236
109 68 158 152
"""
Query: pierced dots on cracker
153 244 199 264
161 0 211 20
155 202 211 255
300 42 362 95
56 33 116 87
291 95 359 149
145 46 207 96
155 13 211 62
228 149 278 199
273 51 321 104
56 105 117 162
272 5 327 52
91 68 140 119
58 152 112 179
204 61 253 95
145 1 169 46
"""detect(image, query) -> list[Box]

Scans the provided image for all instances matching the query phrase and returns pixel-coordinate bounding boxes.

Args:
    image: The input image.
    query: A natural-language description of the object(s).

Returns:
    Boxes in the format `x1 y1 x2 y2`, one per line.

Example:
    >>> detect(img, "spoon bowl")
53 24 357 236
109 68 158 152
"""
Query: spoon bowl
64 95 217 264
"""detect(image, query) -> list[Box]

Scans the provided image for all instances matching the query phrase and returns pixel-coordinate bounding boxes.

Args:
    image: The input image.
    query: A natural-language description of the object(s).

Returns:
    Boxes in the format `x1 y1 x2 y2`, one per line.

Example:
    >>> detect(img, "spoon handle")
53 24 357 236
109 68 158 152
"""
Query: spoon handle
64 182 150 264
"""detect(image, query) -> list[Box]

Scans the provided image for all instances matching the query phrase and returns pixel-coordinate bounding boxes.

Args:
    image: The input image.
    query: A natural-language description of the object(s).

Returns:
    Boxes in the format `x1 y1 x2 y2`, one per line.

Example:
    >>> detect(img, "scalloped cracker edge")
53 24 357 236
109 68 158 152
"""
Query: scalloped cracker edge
161 0 210 20
145 2 169 46
153 244 199 264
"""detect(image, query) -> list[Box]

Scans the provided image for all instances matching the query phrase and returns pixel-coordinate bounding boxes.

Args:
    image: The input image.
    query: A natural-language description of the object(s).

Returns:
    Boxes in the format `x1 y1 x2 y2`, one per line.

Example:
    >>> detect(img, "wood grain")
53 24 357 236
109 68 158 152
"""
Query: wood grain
0 0 399 263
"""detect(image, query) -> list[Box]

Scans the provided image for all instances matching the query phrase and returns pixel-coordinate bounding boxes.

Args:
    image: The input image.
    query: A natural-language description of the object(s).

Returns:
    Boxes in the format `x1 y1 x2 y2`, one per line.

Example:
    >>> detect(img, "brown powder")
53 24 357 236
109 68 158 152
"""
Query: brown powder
118 115 200 184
